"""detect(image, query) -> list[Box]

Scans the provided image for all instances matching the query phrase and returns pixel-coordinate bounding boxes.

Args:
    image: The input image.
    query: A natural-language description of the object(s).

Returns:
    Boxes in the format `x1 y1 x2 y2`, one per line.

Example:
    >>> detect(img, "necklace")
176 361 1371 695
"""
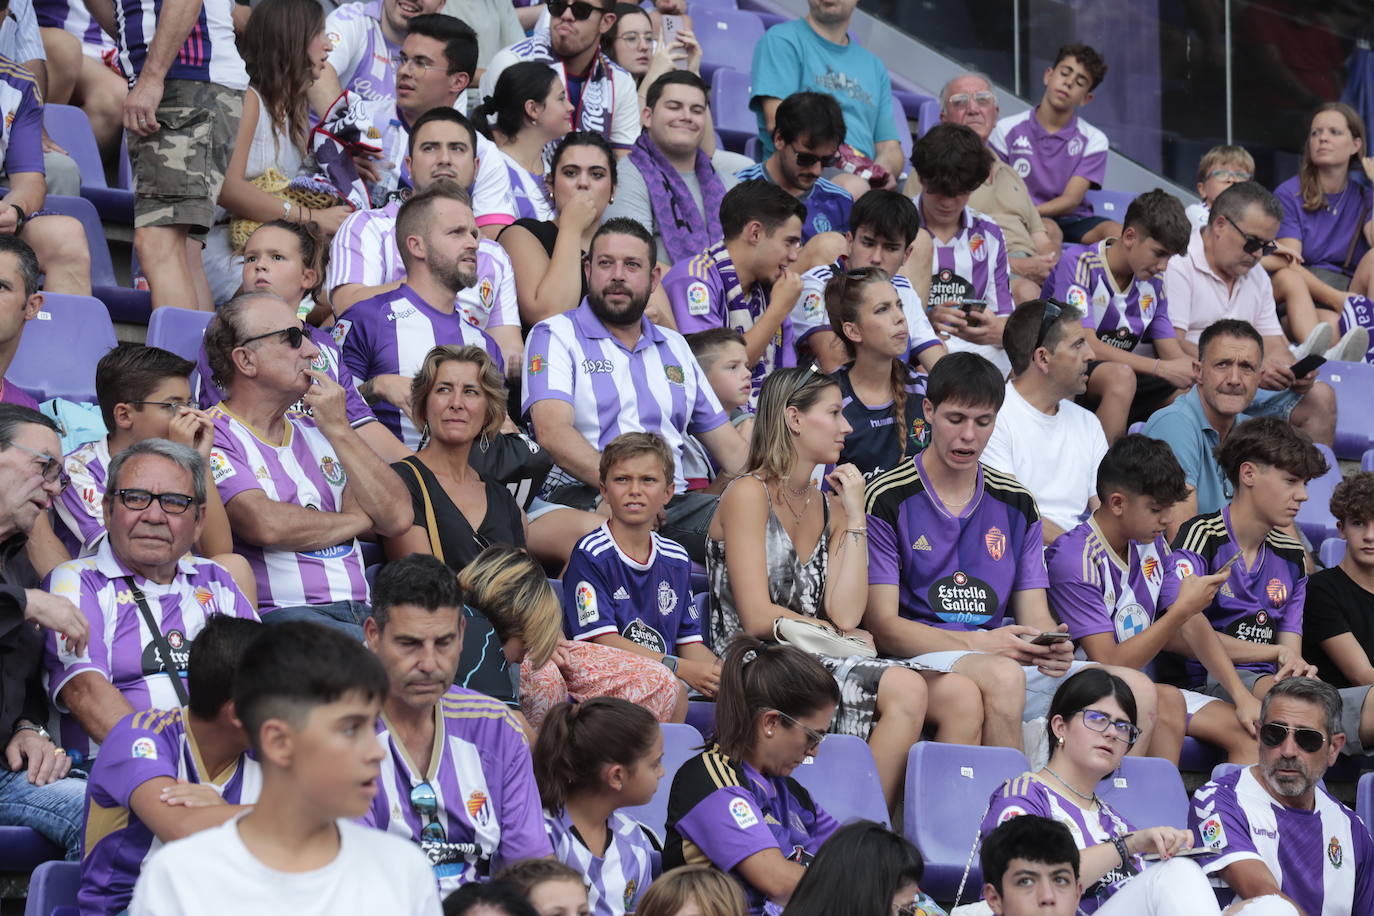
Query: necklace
778 483 813 524
1043 764 1098 806
940 483 977 511
783 478 812 498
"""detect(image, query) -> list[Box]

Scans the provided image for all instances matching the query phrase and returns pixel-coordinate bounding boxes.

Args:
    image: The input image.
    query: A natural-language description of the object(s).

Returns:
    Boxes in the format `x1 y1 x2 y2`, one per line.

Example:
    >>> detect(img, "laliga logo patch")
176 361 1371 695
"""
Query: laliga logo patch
1266 578 1287 607
131 737 157 760
984 526 1006 561
1329 836 1343 868
331 319 351 346
728 797 758 829
686 281 711 316
1200 814 1226 850
575 581 598 627
1066 285 1088 309
1174 558 1195 579
969 234 987 263
802 290 823 321
997 805 1026 824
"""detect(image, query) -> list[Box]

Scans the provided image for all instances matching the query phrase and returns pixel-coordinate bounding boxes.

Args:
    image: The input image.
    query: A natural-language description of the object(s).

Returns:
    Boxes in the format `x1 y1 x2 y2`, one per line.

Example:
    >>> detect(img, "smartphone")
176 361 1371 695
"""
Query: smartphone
660 14 686 68
1025 632 1073 646
1218 552 1242 572
1141 846 1216 861
1290 353 1326 380
960 298 987 315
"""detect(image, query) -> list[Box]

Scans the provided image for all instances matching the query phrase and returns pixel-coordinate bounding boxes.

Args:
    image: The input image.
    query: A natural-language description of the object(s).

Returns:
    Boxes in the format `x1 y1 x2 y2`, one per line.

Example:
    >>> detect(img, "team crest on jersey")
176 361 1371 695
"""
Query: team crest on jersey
310 351 329 372
1141 555 1160 585
969 234 987 263
1140 292 1154 315
331 319 351 347
664 364 685 385
813 214 832 234
209 450 236 484
623 880 637 910
1199 814 1227 850
528 353 545 374
193 587 213 608
997 805 1026 825
467 790 490 826
1266 578 1287 607
911 417 927 445
1329 835 1343 868
984 526 1006 561
366 126 381 140
4 110 14 130
686 282 711 316
319 456 346 486
1067 137 1084 157
131 737 157 760
657 581 678 616
479 278 494 306
1174 558 1195 579
575 581 598 626
1066 285 1088 310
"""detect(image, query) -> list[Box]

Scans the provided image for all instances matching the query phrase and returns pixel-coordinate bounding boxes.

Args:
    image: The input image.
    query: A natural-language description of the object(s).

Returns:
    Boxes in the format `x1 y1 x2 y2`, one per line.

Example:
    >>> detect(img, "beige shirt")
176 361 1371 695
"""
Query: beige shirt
905 157 1045 256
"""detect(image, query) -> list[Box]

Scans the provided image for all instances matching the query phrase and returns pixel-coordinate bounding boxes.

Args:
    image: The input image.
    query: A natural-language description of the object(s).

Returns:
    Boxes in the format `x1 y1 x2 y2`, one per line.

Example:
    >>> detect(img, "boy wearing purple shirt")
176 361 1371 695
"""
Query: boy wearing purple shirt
81 616 264 916
663 179 806 408
989 44 1117 246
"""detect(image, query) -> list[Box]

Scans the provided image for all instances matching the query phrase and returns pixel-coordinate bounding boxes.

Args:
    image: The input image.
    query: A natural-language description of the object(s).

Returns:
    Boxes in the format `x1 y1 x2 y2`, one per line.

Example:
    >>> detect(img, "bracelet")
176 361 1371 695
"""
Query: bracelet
845 527 868 535
9 203 24 229
1112 835 1138 875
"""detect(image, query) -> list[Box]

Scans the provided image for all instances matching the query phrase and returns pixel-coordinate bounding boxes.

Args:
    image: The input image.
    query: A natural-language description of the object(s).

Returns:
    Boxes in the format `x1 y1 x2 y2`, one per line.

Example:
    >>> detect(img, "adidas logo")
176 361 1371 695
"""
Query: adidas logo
613 587 630 600
911 535 932 552
1012 135 1032 150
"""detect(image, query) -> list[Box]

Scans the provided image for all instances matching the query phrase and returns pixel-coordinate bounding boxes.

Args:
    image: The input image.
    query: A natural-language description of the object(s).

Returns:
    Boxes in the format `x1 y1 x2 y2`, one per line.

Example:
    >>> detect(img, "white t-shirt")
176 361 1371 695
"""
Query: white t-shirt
130 815 441 916
981 381 1108 533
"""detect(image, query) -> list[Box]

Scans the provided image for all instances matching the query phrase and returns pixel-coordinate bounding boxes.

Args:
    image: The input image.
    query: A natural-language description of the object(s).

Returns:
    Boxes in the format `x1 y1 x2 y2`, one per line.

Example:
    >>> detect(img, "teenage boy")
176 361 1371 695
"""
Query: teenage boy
911 123 1014 375
793 189 943 373
663 179 806 407
563 433 720 696
129 622 441 915
1304 472 1374 688
980 815 1082 916
81 616 265 916
1041 189 1194 441
863 352 1163 755
989 43 1118 246
1045 434 1258 763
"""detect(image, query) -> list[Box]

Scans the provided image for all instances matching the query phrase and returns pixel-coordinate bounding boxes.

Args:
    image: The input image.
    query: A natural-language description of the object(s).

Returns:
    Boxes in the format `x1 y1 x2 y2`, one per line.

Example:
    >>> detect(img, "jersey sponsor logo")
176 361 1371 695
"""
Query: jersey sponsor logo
612 587 630 600
319 456 346 486
1228 609 1274 645
664 364 685 385
686 281 711 316
623 618 667 654
1066 285 1088 310
209 449 236 483
1329 835 1343 868
1265 578 1287 607
1174 558 1195 579
911 535 932 552
801 290 823 321
728 797 759 829
928 269 974 307
331 319 351 346
1199 814 1227 850
528 353 545 374
1012 135 1033 151
581 358 615 374
466 790 490 826
1114 603 1150 641
1012 158 1031 178
984 526 1006 561
969 233 987 263
141 629 190 677
300 542 355 560
928 571 998 626
131 737 158 759
1067 137 1084 157
658 580 679 617
479 278 494 307
575 581 598 626
388 306 418 321
1097 325 1141 352
997 804 1027 824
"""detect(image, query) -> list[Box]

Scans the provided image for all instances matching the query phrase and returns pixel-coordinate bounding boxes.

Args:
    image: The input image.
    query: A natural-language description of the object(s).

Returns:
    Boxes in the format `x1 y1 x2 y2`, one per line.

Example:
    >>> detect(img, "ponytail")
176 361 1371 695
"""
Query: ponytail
825 266 909 458
531 697 659 811
714 635 839 760
888 358 910 461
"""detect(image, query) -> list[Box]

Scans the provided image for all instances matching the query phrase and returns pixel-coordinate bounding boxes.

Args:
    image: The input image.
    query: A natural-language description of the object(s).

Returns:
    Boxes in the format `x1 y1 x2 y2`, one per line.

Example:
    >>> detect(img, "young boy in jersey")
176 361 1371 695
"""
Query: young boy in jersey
989 43 1118 246
563 432 722 697
81 616 264 916
1187 145 1257 229
980 815 1082 916
129 622 441 916
792 189 944 374
683 329 754 491
1041 189 1194 440
1163 416 1374 756
1045 434 1258 763
663 179 806 408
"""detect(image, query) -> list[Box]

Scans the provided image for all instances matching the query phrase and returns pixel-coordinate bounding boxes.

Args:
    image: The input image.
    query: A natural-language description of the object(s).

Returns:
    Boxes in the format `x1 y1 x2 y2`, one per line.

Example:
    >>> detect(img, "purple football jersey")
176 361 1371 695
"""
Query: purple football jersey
1043 241 1175 356
1046 518 1170 646
988 110 1108 219
546 808 654 916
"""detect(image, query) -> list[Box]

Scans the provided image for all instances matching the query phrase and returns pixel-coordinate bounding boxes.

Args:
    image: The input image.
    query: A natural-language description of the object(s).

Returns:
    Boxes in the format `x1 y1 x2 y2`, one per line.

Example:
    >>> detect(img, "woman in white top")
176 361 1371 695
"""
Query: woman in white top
203 0 354 305
473 61 573 223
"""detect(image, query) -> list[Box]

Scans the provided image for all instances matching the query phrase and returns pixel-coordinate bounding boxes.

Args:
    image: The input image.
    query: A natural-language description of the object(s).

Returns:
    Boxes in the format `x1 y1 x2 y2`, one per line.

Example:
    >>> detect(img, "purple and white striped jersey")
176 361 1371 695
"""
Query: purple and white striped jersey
324 0 396 107
522 301 729 493
363 688 552 893
0 56 45 177
114 0 246 87
486 146 553 221
42 542 258 755
1046 517 1170 648
34 0 115 58
206 404 370 611
915 199 1013 373
981 773 1139 913
792 258 938 360
988 110 1108 220
80 707 262 916
55 437 111 556
545 808 655 916
1191 765 1374 915
1043 241 1175 357
327 199 520 331
334 283 505 448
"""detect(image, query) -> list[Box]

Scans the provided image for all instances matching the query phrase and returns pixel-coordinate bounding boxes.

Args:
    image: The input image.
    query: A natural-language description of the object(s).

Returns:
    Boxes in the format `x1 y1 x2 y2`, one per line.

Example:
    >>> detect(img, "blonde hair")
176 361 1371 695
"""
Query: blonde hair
1299 102 1367 213
456 546 560 670
745 367 840 483
1195 144 1255 183
408 344 507 443
635 866 748 916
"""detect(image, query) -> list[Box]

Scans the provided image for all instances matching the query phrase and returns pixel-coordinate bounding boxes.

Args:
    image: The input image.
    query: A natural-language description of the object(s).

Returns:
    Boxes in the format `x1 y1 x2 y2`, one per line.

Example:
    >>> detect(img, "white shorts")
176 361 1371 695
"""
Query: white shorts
907 650 1095 722
1183 688 1219 717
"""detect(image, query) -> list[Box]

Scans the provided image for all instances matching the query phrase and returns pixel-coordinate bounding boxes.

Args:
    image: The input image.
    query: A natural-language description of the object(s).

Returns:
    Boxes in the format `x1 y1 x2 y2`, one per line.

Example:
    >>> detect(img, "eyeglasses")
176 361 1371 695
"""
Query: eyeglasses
1260 722 1327 753
1078 709 1141 745
773 709 826 752
1223 215 1279 257
1033 298 1065 351
238 325 308 349
791 147 840 169
6 440 70 491
548 0 607 20
946 91 996 111
114 488 197 515
130 400 192 417
409 781 447 843
1206 168 1253 182
616 31 652 46
391 52 441 74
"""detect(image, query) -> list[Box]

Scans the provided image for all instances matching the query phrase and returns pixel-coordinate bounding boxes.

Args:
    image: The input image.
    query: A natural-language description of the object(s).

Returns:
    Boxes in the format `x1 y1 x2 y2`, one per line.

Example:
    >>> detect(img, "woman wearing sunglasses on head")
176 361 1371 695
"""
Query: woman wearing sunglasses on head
978 668 1222 915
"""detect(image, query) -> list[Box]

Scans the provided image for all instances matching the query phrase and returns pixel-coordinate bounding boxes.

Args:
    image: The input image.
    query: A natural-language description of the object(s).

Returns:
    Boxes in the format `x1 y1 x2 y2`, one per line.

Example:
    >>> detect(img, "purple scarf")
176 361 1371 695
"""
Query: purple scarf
627 132 725 264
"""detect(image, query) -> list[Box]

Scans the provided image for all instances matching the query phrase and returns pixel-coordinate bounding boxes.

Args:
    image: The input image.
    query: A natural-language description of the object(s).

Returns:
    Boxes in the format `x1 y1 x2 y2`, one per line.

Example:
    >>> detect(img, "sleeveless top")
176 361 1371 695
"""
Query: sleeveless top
706 475 830 649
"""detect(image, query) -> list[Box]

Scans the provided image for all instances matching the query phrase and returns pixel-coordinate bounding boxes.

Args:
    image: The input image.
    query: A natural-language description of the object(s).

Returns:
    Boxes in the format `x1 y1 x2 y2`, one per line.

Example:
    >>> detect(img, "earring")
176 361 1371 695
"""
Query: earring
766 730 774 738
1057 737 1064 747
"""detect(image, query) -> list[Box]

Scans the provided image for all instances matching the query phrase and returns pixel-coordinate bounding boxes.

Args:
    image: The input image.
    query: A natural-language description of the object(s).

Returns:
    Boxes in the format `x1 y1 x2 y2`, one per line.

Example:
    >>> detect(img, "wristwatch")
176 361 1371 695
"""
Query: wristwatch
661 654 680 674
13 721 49 741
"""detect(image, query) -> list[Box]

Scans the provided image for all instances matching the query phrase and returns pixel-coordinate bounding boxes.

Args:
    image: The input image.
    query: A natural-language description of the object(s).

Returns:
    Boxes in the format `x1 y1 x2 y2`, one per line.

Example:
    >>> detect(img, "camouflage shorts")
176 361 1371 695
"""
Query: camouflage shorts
129 79 243 236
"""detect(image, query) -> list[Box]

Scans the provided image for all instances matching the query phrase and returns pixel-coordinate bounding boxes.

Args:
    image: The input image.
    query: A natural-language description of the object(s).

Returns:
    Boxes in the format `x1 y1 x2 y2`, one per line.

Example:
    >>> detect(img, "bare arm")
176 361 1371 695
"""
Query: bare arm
225 488 371 552
863 582 979 656
758 97 781 136
734 847 807 906
355 420 411 463
804 330 849 374
820 490 868 632
1318 633 1374 687
1218 860 1307 916
1166 487 1197 542
1040 517 1067 546
486 325 524 380
122 0 203 136
306 64 344 121
1036 175 1092 219
82 0 116 39
129 777 247 842
58 672 135 744
382 525 433 562
873 139 903 186
1266 241 1349 311
2 172 45 223
500 224 580 325
529 399 603 487
695 421 748 480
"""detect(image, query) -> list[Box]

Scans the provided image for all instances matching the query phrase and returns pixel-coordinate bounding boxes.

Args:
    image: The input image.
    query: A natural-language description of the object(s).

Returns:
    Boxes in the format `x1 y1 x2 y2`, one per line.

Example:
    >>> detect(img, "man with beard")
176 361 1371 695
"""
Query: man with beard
362 553 548 893
337 183 506 449
523 217 748 560
1190 677 1374 914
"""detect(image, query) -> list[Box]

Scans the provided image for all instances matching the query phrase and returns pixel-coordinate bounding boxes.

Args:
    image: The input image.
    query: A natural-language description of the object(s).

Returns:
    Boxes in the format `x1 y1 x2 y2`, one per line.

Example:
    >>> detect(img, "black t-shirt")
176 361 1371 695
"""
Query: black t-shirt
833 363 930 481
1302 565 1374 689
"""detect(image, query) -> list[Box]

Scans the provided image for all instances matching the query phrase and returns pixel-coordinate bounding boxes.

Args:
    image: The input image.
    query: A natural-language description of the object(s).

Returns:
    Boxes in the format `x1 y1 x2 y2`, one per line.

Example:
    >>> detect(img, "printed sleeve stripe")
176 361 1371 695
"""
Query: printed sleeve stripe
1178 514 1228 554
702 750 742 790
864 461 923 513
981 466 1036 499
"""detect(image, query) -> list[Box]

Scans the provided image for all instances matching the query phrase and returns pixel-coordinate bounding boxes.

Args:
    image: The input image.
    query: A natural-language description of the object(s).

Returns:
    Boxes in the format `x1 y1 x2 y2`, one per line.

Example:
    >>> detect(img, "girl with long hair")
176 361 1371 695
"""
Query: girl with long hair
781 820 940 916
474 62 573 222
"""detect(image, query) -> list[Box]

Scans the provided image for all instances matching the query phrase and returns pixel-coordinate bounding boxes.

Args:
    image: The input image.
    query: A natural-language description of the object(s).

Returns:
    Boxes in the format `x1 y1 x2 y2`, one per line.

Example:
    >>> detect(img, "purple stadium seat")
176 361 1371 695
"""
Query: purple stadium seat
1083 189 1135 221
903 742 1029 900
689 0 738 9
1210 761 1242 782
622 722 703 842
690 562 707 595
1127 421 1145 435
9 293 117 403
23 860 78 915
1095 756 1189 830
1358 772 1374 840
917 97 940 137
1320 537 1347 569
890 93 913 174
1363 448 1374 473
1295 443 1342 548
1180 736 1224 774
711 68 756 155
694 8 764 82
146 306 213 363
0 829 62 879
38 194 152 323
1320 360 1374 459
685 698 715 736
43 105 105 190
791 733 889 828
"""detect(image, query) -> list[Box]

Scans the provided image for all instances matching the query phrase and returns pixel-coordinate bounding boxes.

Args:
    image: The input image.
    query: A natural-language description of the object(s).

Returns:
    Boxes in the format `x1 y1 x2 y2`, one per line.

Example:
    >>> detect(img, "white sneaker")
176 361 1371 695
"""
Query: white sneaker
1327 325 1371 363
1292 323 1334 360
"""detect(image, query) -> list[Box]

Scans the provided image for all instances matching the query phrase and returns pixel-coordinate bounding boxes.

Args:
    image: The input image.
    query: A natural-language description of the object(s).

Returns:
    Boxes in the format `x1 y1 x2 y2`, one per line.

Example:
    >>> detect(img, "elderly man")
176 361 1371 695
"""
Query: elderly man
906 73 1058 303
202 291 412 629
1191 677 1374 914
0 404 89 860
43 439 259 757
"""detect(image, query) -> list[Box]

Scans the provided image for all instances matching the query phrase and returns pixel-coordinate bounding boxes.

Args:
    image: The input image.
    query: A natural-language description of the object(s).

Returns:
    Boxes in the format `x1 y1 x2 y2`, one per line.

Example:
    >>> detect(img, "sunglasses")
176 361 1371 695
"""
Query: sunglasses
1260 722 1327 753
1033 298 1066 351
7 440 70 491
774 709 826 752
1078 709 1141 745
792 148 840 169
239 325 308 349
1223 215 1278 257
410 781 447 843
548 0 607 20
113 488 197 515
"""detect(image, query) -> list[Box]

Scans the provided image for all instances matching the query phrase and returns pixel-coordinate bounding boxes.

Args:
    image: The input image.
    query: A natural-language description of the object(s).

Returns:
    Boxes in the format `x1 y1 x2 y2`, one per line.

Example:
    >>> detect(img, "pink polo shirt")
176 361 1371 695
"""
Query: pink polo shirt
1164 229 1282 343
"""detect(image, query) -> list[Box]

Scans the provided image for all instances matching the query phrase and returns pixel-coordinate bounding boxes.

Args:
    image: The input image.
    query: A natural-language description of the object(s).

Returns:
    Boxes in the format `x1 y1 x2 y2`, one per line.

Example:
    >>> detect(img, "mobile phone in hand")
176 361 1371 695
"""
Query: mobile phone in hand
1289 353 1325 381
1022 632 1072 646
961 299 987 315
660 14 686 67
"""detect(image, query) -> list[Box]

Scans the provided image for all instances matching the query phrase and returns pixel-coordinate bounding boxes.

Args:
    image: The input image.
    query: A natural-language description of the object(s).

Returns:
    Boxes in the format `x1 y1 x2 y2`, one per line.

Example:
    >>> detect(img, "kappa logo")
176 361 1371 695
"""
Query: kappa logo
612 587 630 600
1012 135 1033 150
1265 578 1287 607
984 526 1006 561
911 535 932 552
387 306 418 321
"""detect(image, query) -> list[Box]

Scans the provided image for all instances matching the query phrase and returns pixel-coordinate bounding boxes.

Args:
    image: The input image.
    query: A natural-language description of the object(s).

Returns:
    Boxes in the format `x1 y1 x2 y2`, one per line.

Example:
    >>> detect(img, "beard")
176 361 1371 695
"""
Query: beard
430 250 478 293
1262 755 1317 798
587 281 651 328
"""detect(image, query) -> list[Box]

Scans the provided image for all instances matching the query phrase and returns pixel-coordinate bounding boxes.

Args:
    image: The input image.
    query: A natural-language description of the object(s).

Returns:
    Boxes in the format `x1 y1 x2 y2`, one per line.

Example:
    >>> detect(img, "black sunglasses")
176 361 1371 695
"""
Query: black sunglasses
239 325 307 349
1223 215 1279 257
1260 722 1327 754
114 488 197 515
1033 298 1066 351
548 0 607 20
792 148 840 169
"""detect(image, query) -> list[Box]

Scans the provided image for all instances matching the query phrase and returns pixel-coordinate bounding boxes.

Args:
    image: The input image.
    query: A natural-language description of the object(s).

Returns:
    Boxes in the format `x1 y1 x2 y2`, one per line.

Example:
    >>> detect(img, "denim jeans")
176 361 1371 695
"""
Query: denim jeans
262 600 371 640
0 769 86 860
